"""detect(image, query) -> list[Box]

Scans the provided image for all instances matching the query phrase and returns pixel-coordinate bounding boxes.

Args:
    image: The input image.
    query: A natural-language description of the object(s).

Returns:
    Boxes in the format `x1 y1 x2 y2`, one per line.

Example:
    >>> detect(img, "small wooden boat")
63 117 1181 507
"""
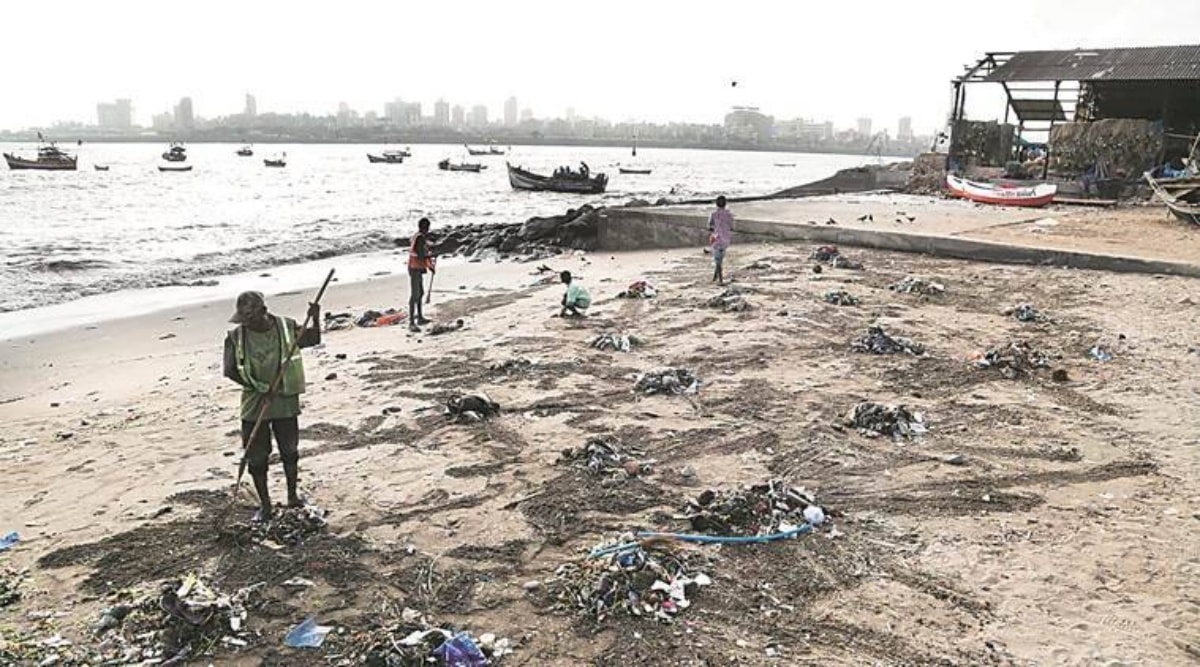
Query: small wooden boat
93 165 109 171
508 163 607 194
162 143 187 162
158 164 193 172
465 144 506 156
264 153 287 168
1145 171 1200 225
367 152 404 164
619 167 652 175
945 173 1056 207
438 158 485 173
236 145 254 157
774 163 796 167
4 142 78 170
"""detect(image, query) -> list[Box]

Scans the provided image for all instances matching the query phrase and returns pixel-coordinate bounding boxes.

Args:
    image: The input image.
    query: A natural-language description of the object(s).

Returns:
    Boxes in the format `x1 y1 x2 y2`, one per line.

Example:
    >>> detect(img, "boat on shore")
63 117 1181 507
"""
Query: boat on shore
158 164 193 172
367 151 405 164
619 167 652 175
1145 172 1200 225
507 163 607 194
236 145 254 157
162 143 187 162
945 173 1056 207
264 153 287 168
4 142 78 171
438 158 485 173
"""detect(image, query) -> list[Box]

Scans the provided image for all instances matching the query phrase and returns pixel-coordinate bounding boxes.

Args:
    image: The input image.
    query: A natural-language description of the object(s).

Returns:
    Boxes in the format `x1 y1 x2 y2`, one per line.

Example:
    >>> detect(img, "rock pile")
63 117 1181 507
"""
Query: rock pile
405 205 603 261
851 326 925 355
846 402 927 439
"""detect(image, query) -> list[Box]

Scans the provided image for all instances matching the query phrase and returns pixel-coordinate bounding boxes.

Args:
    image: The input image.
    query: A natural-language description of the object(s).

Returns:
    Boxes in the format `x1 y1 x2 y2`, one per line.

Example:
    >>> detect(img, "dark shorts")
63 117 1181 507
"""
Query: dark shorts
242 417 299 473
409 269 425 302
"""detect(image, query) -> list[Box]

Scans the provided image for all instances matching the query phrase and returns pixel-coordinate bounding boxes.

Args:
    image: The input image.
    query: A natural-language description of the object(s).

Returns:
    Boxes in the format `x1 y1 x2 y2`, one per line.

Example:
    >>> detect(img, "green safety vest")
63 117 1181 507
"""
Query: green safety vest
231 315 306 396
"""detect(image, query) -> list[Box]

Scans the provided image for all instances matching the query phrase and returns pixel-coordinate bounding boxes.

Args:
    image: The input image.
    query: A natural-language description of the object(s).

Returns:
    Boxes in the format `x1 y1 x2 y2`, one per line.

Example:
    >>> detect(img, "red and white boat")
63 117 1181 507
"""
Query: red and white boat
946 173 1056 207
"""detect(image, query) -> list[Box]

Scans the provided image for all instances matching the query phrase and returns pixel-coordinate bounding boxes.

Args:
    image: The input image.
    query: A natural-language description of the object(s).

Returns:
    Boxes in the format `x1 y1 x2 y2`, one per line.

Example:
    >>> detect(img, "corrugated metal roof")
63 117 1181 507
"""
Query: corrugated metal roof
985 45 1200 82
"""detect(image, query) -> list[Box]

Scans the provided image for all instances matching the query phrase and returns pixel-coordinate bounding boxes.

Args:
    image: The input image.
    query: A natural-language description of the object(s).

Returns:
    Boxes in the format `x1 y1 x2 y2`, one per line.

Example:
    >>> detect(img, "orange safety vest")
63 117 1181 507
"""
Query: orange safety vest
408 232 434 271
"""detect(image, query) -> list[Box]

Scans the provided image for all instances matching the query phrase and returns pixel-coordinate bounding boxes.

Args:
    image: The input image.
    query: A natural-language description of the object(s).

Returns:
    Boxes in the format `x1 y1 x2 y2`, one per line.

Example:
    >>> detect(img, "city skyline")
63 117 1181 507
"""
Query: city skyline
4 0 1194 135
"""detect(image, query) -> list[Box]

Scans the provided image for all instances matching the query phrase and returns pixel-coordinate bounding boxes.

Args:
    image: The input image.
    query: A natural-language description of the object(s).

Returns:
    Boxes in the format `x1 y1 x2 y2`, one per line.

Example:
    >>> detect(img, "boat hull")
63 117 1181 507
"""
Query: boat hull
4 153 77 170
1145 172 1200 225
367 154 403 164
507 163 607 194
158 165 193 172
945 173 1056 207
619 168 652 175
264 160 286 168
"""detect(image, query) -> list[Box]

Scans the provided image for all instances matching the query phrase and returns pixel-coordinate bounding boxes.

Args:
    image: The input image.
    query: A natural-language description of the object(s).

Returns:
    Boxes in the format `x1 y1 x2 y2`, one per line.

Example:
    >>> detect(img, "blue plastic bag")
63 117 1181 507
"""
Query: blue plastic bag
432 632 488 667
284 617 332 648
0 531 18 552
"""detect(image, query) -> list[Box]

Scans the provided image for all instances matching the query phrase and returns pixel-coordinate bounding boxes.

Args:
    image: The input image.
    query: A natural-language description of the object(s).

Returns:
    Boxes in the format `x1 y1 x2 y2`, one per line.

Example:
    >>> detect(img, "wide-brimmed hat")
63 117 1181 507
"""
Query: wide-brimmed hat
229 290 266 323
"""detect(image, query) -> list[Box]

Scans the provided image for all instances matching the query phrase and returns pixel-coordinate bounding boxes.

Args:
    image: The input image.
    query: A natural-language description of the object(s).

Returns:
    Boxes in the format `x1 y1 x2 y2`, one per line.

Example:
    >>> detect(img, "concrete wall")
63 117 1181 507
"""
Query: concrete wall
598 208 1200 278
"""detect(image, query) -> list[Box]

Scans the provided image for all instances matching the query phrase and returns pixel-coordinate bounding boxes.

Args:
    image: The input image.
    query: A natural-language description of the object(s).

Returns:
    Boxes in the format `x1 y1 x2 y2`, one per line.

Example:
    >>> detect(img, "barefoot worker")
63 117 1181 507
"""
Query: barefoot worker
708 195 734 285
223 290 321 521
560 270 591 317
408 217 436 332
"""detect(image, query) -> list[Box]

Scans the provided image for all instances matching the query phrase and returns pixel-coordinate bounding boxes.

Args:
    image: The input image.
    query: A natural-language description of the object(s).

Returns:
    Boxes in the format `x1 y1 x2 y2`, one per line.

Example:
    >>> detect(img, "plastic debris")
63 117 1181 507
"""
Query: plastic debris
684 480 824 536
0 566 25 607
284 616 333 648
240 504 328 547
432 632 489 667
558 437 649 476
324 308 408 330
847 402 927 439
320 623 511 665
1007 304 1046 323
809 245 863 270
889 276 945 295
823 290 860 306
634 368 699 395
1089 345 1114 362
977 341 1050 378
618 280 658 299
851 326 925 355
743 259 774 271
544 539 712 622
429 319 466 336
591 332 642 352
706 286 754 312
489 357 535 374
0 531 18 551
445 392 501 423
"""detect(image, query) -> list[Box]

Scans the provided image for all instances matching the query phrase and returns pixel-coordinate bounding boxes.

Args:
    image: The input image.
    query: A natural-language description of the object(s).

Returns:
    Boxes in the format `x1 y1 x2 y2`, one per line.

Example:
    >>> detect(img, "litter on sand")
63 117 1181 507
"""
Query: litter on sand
847 402 927 439
489 357 535 374
558 437 650 477
1006 304 1047 323
324 308 408 330
284 616 333 648
634 368 700 395
823 290 860 306
809 245 863 270
1089 345 1114 362
889 276 945 295
705 286 754 312
618 280 658 299
445 392 501 422
684 480 825 537
239 503 329 547
0 531 18 551
851 326 925 355
318 615 512 665
591 332 643 352
428 319 466 336
977 341 1050 379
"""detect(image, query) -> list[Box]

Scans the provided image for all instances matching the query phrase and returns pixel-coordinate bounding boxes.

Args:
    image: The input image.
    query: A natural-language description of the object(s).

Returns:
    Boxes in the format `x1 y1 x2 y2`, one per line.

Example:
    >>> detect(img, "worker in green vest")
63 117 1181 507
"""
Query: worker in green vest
223 291 321 522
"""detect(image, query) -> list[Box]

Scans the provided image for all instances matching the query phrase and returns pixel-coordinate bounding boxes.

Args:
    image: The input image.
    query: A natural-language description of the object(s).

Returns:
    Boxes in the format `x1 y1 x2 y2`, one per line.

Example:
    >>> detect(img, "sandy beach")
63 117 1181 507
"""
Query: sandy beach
2 201 1199 665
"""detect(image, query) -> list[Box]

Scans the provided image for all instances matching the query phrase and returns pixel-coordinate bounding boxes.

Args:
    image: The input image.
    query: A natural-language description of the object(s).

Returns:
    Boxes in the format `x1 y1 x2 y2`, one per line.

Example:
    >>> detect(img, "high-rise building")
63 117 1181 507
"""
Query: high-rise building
96 99 133 129
469 104 488 127
434 99 450 126
897 116 913 141
151 111 173 131
504 96 518 126
856 117 872 138
451 104 465 127
244 93 257 117
520 107 533 123
174 97 195 128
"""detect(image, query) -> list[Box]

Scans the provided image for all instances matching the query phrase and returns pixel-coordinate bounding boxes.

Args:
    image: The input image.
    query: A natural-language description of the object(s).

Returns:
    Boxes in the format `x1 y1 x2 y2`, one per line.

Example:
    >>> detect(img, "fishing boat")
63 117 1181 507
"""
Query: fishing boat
619 167 652 175
158 164 193 172
507 163 607 194
438 158 485 173
4 142 78 170
465 144 506 156
93 164 109 172
264 153 287 168
236 145 254 157
162 143 187 162
367 151 405 164
945 173 1056 207
1144 172 1200 225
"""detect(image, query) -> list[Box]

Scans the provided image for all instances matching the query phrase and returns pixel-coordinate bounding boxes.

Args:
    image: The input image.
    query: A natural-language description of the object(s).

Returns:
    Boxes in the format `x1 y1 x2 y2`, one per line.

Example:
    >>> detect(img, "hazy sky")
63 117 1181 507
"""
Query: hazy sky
6 1 1197 134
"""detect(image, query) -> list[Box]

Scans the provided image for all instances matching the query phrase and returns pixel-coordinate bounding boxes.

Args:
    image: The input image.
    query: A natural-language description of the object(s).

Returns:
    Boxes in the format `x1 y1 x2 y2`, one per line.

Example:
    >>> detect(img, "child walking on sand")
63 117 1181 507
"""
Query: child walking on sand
708 195 734 285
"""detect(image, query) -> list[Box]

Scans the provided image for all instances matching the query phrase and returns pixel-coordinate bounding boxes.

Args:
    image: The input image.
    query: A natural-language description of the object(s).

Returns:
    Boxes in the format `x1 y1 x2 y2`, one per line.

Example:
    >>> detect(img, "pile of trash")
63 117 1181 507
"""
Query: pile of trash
591 332 642 352
809 245 863 270
705 286 753 312
823 290 860 306
889 276 945 296
489 357 535 375
846 402 927 439
558 437 649 477
634 368 699 395
241 504 329 547
1007 304 1047 323
0 566 24 607
743 259 774 271
977 341 1050 379
446 392 501 423
321 609 512 664
618 280 658 299
324 308 407 330
544 540 712 622
428 319 466 336
683 480 826 537
851 326 925 355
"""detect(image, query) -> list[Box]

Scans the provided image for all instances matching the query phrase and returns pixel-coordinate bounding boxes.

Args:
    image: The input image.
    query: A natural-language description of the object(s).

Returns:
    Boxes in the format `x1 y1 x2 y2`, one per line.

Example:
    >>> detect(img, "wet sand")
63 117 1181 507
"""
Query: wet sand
1 216 1199 665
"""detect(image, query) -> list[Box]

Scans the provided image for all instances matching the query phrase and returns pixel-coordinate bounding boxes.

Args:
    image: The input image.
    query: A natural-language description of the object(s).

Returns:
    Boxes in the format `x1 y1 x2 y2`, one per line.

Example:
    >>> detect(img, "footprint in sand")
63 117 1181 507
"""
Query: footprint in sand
23 490 48 508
